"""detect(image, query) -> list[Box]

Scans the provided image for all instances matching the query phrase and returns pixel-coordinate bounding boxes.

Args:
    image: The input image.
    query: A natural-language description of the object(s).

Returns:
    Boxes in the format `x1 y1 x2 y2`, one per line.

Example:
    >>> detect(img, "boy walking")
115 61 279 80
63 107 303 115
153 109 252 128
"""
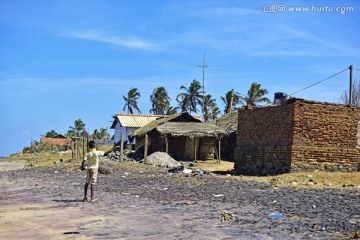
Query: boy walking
81 141 118 202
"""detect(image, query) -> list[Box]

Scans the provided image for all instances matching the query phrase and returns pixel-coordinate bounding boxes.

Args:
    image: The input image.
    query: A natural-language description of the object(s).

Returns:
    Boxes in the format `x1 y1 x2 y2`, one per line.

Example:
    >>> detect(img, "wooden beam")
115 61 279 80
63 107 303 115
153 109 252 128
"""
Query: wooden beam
218 138 221 164
120 132 124 162
194 137 197 161
165 135 168 154
144 134 148 162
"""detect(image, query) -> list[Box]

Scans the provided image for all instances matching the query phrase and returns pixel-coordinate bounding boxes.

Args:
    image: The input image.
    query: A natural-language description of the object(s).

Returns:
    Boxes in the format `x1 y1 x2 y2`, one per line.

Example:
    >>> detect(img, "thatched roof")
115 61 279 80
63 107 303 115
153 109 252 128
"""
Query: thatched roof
157 122 227 138
130 112 202 137
211 111 238 134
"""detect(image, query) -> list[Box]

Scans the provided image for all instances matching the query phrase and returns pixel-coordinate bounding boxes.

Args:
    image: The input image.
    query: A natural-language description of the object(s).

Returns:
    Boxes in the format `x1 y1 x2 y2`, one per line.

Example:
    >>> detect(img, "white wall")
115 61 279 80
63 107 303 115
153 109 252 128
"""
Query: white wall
114 122 137 144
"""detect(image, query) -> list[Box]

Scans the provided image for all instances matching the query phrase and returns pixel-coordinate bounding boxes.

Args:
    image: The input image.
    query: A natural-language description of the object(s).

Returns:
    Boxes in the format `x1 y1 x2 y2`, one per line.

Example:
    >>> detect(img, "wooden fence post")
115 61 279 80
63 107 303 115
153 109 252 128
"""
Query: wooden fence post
144 134 148 162
218 138 221 164
120 132 124 162
165 135 168 154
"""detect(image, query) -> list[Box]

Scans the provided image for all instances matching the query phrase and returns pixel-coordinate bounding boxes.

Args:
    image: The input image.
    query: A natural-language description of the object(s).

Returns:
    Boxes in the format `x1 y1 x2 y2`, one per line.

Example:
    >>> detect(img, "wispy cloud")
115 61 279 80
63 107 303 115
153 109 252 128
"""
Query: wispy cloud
60 30 156 50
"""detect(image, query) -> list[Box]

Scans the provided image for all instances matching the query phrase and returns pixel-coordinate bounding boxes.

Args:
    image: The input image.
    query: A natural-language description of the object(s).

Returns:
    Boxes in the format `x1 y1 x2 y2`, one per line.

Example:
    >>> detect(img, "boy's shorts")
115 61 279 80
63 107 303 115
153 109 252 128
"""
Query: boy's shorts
85 168 98 184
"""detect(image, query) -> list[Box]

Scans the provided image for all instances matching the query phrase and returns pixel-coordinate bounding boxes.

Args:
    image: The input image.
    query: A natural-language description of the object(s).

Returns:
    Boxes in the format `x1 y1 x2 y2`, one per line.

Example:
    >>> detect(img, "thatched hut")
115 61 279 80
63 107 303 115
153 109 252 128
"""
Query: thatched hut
211 111 238 161
130 112 227 161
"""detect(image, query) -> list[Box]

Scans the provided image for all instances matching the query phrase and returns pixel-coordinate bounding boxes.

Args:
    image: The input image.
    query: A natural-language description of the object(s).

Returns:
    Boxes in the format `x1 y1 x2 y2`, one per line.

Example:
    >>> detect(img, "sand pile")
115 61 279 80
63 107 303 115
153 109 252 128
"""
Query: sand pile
144 152 182 168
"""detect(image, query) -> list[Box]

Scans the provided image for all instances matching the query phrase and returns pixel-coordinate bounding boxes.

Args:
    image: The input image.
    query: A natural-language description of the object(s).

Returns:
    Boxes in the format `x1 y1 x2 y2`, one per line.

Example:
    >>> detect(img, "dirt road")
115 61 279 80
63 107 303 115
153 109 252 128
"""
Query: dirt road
0 159 359 239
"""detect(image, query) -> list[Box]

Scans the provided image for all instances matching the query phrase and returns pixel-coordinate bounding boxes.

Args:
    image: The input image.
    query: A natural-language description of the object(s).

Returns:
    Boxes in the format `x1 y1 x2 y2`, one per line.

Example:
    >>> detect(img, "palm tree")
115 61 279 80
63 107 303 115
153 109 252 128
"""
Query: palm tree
202 94 217 122
221 89 243 114
210 106 221 121
240 82 270 107
165 106 178 115
176 94 188 112
69 119 86 137
123 87 141 114
176 79 202 114
95 127 110 144
150 87 171 115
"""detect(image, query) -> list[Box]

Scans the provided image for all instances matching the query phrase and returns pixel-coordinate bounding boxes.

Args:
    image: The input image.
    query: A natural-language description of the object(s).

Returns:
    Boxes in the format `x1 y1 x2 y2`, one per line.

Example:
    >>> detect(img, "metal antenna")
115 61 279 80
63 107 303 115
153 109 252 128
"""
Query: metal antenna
197 54 208 114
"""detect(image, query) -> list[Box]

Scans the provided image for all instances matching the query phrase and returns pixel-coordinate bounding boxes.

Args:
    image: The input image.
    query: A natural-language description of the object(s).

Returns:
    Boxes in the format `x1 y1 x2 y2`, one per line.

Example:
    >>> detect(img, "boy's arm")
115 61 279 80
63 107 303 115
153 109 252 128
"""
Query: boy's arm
81 158 86 170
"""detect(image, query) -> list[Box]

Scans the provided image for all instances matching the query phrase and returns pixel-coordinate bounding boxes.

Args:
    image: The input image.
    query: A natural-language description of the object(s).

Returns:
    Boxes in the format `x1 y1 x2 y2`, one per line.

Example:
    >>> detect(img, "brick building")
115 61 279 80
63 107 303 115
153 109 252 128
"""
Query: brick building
234 98 360 175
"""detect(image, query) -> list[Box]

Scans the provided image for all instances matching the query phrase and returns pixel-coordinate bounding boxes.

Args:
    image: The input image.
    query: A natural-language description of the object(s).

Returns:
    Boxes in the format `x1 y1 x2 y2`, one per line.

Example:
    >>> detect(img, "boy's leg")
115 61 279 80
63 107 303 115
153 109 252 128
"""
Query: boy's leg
83 183 89 201
90 168 98 201
90 184 95 201
83 169 91 202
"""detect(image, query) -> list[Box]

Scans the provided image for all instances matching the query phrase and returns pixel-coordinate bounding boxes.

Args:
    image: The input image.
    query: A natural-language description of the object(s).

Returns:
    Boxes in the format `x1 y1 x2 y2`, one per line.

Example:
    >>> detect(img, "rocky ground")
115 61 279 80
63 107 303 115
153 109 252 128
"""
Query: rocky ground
0 159 359 240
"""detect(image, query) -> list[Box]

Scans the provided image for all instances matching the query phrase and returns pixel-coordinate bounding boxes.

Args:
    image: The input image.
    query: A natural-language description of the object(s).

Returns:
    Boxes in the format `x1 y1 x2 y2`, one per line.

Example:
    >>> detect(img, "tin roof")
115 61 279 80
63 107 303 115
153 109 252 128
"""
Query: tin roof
111 114 166 128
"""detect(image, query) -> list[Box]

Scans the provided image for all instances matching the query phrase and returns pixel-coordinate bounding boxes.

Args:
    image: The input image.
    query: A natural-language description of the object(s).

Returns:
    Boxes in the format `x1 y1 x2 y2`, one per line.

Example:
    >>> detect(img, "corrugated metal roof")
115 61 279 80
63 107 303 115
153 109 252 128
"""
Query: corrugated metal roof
115 114 166 128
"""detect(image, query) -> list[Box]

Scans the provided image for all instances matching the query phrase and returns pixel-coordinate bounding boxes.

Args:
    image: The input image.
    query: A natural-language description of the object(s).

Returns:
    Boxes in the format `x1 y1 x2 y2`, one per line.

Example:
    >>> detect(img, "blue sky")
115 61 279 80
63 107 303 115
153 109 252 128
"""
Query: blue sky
0 0 359 156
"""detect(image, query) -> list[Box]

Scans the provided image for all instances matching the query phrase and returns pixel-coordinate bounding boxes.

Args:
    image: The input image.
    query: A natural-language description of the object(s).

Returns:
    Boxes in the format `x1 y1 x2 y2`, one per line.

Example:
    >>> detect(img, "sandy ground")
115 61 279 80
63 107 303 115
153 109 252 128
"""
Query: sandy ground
0 159 359 240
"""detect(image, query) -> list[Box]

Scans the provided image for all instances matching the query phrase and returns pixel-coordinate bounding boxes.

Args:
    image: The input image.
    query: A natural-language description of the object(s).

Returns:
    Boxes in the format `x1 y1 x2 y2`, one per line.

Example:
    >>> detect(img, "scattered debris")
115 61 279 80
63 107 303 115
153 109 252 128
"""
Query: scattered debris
168 165 184 173
220 210 236 222
63 231 80 235
183 168 192 174
213 194 224 198
268 212 284 220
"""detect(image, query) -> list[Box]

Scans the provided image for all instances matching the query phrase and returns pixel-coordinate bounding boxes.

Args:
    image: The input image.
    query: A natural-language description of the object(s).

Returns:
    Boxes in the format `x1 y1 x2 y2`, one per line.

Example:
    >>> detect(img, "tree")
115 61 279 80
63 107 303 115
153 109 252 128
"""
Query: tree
176 94 188 112
123 87 141 114
210 106 221 121
176 79 202 114
240 82 270 107
45 130 58 138
165 106 178 115
221 89 243 114
150 87 171 115
340 79 360 107
68 119 87 137
202 94 217 122
94 127 110 143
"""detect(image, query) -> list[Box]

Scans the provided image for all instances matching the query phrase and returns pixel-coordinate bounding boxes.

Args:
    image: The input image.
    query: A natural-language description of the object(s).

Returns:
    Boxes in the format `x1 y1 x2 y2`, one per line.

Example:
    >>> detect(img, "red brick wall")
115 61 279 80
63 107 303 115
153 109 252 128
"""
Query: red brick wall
234 103 295 175
234 99 360 175
292 100 360 165
40 137 71 146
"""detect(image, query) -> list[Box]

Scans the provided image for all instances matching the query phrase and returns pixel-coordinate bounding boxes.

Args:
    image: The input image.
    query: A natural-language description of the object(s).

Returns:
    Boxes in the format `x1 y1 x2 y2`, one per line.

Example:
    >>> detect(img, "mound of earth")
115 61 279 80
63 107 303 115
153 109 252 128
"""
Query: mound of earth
145 152 182 168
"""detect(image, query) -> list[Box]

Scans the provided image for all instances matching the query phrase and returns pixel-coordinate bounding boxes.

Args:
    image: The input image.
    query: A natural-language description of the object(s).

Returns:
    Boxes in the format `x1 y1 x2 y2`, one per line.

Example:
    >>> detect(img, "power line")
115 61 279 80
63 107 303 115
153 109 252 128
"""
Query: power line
354 68 360 71
288 68 348 96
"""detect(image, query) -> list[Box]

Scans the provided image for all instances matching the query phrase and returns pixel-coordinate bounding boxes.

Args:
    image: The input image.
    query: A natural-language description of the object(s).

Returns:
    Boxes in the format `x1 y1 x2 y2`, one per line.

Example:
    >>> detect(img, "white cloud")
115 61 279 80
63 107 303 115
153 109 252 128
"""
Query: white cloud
60 30 156 50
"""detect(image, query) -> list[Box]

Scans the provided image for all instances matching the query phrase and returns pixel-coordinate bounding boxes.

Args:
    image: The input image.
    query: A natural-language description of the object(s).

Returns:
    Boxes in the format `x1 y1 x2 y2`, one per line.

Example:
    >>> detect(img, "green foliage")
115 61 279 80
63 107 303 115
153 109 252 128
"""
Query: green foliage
221 89 243 114
176 79 203 114
150 86 171 115
123 87 141 114
94 127 110 141
45 130 59 138
240 82 271 107
68 119 87 137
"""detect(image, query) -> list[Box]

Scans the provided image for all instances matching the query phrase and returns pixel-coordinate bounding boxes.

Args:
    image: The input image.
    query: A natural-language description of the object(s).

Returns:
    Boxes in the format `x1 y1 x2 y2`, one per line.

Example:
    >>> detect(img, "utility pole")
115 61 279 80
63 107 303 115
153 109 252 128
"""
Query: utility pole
349 65 353 105
198 54 208 117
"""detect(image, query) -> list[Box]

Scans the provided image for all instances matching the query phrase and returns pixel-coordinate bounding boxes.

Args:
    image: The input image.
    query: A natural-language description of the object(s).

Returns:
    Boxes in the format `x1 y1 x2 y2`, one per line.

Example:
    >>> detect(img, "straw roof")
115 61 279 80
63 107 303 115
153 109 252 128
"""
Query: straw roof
157 122 227 138
130 112 202 137
211 111 238 134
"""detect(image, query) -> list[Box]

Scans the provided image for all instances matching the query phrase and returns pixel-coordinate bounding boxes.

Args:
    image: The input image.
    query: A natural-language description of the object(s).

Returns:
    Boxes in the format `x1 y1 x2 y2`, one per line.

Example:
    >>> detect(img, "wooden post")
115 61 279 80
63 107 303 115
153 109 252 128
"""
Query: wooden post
71 140 74 160
349 65 353 105
144 134 148 162
165 135 168 154
86 133 89 152
194 137 197 161
75 130 77 161
120 132 124 162
82 137 85 161
218 138 221 164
